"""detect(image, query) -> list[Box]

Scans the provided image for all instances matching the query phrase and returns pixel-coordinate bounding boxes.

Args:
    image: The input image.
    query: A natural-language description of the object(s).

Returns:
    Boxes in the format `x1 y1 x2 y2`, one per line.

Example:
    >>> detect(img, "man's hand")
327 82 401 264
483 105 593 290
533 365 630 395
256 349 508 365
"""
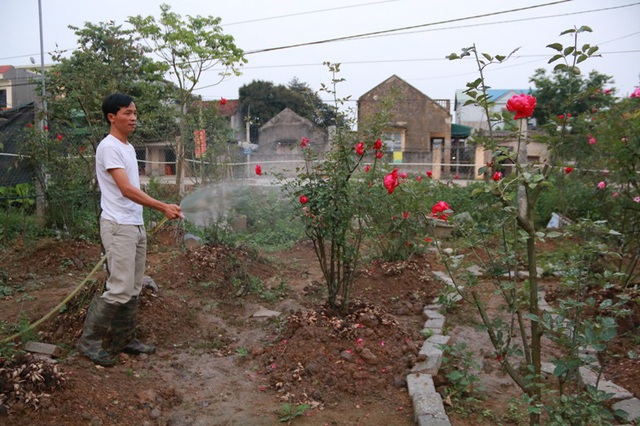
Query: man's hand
162 203 184 220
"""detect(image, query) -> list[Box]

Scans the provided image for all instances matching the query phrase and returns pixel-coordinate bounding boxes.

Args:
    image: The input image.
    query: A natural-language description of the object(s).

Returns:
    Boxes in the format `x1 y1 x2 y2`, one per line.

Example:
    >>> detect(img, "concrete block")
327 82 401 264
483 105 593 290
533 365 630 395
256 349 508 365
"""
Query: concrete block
251 307 281 318
613 398 640 423
412 359 439 376
407 373 451 425
466 265 483 277
422 309 445 320
578 366 633 400
424 318 445 330
183 233 202 249
24 341 67 358
422 327 443 336
426 335 451 346
417 414 452 426
431 271 454 286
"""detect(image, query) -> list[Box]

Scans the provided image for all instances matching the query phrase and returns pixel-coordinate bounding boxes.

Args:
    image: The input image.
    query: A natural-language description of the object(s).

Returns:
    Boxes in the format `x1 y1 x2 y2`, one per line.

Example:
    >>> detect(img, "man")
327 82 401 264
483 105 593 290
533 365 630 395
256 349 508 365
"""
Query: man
77 93 183 366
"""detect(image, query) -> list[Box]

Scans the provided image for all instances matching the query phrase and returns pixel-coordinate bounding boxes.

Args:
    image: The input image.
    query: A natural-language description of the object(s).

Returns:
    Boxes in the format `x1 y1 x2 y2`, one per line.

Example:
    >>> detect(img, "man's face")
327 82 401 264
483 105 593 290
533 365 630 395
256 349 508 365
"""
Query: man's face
109 102 137 136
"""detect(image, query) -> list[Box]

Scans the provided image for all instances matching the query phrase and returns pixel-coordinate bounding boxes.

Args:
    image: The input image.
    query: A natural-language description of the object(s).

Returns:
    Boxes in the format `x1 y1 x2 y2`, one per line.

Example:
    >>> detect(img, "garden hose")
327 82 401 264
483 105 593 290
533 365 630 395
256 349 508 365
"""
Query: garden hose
0 217 170 345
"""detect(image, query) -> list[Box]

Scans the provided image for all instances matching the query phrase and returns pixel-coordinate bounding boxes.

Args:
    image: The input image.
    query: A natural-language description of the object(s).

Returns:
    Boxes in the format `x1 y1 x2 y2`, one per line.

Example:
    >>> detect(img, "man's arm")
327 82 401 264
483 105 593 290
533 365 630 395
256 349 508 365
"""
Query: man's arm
109 168 183 220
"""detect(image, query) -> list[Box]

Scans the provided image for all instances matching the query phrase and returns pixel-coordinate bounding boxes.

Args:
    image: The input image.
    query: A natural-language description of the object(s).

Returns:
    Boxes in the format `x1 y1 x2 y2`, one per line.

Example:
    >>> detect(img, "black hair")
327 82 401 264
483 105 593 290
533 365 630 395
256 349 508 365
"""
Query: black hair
102 93 134 125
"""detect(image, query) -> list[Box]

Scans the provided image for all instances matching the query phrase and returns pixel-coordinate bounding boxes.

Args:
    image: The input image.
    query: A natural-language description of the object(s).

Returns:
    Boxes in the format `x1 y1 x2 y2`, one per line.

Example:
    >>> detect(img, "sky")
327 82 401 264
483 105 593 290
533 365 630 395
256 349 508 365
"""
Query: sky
2 0 640 112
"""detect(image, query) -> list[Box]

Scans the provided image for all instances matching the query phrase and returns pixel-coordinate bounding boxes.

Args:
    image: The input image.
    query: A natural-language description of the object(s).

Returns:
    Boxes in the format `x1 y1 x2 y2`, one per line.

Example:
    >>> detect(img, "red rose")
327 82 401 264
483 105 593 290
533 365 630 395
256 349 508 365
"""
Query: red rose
299 195 309 204
506 94 536 120
383 168 399 194
255 165 262 175
355 142 365 155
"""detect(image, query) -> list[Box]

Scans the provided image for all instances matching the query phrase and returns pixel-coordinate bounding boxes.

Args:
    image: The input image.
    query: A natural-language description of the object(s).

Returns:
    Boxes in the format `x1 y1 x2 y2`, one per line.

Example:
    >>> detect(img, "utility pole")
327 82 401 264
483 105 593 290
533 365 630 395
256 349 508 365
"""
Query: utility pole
35 0 47 226
245 107 251 178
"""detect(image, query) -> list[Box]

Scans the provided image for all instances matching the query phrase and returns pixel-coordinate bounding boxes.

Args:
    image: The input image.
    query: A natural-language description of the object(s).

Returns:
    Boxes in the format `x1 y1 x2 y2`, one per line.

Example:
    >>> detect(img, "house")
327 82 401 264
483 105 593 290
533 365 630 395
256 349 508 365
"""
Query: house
256 107 329 161
0 65 40 110
193 99 245 142
357 75 454 173
454 89 537 131
140 99 246 177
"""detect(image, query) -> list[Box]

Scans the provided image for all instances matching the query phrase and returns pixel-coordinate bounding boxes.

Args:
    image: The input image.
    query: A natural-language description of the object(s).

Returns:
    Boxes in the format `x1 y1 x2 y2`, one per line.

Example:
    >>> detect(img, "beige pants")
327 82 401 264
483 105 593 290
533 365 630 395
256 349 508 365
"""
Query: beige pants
100 219 147 304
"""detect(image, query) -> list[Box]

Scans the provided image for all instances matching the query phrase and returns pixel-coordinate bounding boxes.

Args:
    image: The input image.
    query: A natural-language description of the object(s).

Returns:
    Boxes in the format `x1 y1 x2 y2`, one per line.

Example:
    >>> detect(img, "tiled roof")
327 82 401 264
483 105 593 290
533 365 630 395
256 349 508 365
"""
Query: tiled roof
191 99 240 117
0 65 13 74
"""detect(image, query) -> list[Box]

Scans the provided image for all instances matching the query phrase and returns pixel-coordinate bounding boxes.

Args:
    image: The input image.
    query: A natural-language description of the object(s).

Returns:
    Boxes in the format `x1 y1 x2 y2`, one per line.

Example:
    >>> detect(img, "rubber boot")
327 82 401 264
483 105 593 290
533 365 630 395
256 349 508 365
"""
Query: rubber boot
76 296 118 367
113 297 156 355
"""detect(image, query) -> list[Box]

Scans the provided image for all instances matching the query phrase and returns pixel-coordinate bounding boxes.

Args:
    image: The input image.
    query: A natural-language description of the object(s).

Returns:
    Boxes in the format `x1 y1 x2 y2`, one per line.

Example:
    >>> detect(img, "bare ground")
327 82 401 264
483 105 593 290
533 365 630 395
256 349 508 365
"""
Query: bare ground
0 228 638 425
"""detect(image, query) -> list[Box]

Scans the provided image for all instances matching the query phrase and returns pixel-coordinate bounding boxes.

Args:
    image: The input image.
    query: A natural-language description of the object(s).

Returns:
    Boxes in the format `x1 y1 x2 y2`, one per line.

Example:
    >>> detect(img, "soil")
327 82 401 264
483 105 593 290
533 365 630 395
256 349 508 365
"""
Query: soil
0 228 638 425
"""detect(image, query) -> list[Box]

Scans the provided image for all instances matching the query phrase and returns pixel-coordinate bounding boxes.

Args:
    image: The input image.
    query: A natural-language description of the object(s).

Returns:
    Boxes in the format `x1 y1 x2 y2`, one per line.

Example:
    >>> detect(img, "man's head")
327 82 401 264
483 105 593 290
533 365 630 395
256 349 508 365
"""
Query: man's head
102 93 137 138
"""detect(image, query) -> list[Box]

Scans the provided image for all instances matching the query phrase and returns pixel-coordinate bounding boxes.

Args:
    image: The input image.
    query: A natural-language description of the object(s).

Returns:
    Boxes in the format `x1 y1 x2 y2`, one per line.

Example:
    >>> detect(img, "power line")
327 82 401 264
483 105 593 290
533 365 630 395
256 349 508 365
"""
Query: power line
349 2 640 42
0 0 406 62
223 0 406 26
243 0 575 55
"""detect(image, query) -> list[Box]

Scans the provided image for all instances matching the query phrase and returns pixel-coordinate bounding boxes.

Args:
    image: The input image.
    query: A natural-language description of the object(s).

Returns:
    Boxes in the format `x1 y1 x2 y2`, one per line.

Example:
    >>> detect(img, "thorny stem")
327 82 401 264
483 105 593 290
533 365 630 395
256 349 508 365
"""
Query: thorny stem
471 291 528 391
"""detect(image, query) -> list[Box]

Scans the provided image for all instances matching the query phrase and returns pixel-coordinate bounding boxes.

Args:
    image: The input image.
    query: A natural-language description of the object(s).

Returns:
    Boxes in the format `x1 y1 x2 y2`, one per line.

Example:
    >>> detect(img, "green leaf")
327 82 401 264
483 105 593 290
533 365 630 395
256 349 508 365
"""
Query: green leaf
553 363 567 377
563 46 575 56
577 25 593 33
482 53 493 62
560 28 576 35
577 54 588 64
554 63 567 71
548 54 563 64
546 43 563 52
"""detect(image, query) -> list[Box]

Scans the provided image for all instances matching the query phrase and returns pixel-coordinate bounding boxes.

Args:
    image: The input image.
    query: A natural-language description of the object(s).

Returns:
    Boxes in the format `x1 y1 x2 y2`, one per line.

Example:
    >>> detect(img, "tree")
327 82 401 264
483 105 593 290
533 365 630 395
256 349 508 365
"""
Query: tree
288 77 341 127
239 78 340 143
184 102 237 183
128 4 246 193
530 68 614 125
527 26 616 167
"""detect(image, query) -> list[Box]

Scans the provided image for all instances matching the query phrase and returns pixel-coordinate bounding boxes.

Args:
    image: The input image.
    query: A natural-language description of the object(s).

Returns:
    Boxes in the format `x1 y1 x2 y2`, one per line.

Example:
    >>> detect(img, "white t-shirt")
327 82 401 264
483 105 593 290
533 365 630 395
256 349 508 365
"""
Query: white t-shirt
95 134 143 225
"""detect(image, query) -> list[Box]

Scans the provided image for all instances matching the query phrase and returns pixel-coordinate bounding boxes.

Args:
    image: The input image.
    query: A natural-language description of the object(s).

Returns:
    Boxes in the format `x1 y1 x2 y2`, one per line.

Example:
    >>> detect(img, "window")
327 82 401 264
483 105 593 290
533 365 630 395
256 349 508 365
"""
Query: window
382 130 404 152
430 137 444 152
0 90 7 109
